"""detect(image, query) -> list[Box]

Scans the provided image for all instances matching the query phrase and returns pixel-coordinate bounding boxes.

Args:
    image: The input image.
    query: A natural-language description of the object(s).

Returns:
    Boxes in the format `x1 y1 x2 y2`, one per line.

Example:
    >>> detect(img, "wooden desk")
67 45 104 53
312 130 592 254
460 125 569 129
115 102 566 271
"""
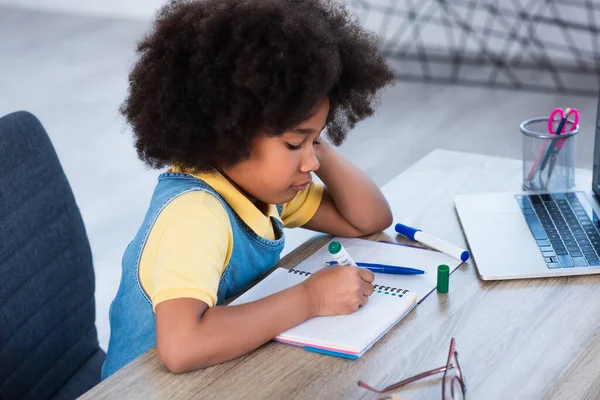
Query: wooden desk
82 150 600 400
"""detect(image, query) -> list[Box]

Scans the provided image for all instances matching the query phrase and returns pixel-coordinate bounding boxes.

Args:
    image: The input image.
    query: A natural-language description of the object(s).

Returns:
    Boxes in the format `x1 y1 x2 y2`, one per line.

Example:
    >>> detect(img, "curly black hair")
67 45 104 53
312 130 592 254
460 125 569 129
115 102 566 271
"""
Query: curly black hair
121 0 395 172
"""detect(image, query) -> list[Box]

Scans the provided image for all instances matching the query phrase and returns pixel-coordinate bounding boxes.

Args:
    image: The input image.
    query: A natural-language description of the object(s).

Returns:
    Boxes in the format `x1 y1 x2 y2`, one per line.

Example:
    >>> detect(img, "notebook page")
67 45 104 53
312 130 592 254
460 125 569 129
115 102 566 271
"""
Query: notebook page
230 267 417 354
278 290 417 353
230 268 306 305
291 238 462 302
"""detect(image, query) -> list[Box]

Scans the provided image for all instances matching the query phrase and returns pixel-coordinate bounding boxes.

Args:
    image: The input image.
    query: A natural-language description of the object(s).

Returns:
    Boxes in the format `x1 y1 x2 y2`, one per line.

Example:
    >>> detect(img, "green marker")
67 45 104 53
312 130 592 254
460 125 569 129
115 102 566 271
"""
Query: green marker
437 264 450 293
328 241 358 266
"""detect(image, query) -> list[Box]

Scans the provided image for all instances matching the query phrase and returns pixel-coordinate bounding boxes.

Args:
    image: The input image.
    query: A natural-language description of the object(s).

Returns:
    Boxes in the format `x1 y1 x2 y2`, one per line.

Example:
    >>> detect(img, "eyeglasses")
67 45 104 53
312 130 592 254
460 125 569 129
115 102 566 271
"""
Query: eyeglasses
358 338 466 399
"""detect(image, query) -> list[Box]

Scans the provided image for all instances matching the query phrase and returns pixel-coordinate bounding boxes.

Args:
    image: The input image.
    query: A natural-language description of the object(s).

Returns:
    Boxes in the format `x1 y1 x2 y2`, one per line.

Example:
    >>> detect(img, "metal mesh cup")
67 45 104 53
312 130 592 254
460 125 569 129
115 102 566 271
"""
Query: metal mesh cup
521 117 578 192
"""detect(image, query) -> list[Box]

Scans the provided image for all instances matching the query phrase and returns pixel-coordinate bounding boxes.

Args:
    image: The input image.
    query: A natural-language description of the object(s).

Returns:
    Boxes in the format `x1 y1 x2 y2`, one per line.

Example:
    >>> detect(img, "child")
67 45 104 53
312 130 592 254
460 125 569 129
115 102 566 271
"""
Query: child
102 0 395 378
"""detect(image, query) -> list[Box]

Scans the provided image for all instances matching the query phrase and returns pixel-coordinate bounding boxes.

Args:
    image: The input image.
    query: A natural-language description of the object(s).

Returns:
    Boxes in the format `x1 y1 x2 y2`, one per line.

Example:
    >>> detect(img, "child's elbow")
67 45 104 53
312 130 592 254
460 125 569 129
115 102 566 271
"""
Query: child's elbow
378 209 394 232
360 208 393 236
157 338 210 374
158 345 191 374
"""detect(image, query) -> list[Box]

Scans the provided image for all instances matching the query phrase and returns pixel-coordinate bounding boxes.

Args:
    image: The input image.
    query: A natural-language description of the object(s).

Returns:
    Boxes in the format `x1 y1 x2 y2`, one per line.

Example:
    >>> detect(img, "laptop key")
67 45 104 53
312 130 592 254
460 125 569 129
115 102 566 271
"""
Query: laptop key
557 255 575 267
570 251 583 258
539 246 553 252
572 257 589 267
589 260 600 266
524 215 547 240
555 248 569 255
547 263 561 269
542 251 556 257
537 239 551 247
529 195 543 204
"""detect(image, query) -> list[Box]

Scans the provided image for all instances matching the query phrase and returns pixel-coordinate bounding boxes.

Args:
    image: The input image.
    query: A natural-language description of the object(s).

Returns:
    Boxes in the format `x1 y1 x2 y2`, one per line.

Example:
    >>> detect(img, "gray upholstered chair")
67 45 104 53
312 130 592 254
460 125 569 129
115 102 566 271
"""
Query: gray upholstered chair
0 111 105 400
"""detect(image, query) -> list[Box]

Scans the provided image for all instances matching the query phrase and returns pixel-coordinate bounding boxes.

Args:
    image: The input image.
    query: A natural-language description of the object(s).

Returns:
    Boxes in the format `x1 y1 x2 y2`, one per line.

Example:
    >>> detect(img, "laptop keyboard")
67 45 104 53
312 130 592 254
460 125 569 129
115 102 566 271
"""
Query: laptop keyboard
515 192 600 269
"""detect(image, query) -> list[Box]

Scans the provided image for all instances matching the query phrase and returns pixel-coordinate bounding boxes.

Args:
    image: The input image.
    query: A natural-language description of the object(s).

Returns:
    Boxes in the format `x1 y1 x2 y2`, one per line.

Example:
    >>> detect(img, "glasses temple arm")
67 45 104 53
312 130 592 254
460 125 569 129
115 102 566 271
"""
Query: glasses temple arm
358 365 449 393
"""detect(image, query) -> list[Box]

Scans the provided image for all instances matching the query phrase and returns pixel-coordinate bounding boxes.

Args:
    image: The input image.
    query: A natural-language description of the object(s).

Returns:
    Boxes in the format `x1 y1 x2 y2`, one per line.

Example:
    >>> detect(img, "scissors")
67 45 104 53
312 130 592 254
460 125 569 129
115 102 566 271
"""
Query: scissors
526 107 580 188
541 107 579 187
547 107 579 150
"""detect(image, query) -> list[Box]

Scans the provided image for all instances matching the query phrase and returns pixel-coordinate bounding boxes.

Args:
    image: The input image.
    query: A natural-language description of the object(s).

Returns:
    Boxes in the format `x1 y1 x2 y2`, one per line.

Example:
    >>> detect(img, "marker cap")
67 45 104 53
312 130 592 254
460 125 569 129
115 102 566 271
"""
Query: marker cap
395 223 421 240
437 264 450 293
328 241 342 255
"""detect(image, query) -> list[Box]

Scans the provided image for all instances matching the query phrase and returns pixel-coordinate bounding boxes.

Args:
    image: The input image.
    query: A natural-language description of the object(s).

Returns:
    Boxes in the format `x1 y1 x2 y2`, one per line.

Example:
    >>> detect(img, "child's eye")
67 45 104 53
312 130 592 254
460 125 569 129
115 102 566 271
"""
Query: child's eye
286 143 302 150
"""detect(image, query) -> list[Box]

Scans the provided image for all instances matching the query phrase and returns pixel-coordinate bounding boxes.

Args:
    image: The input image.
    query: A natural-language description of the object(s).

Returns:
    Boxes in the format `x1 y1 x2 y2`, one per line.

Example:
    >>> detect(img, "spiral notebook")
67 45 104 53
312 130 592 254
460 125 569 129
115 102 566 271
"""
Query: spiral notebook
230 266 417 359
230 238 462 358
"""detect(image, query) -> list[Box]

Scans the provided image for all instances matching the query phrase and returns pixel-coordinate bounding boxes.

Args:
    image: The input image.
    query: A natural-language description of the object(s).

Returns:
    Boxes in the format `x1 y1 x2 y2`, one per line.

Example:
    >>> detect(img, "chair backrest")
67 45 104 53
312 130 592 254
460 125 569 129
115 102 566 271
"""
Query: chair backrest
0 111 101 400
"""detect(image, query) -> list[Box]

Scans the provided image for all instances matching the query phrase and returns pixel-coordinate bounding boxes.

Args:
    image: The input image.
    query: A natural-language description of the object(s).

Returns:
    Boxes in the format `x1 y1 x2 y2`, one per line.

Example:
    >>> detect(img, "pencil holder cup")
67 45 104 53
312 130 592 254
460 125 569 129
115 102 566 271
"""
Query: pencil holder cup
521 117 578 192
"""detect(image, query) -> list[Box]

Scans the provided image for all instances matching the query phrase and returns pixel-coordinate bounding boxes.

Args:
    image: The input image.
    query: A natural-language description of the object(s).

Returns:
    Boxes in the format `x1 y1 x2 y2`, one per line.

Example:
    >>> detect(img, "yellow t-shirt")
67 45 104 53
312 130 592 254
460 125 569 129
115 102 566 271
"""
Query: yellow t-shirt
138 169 324 310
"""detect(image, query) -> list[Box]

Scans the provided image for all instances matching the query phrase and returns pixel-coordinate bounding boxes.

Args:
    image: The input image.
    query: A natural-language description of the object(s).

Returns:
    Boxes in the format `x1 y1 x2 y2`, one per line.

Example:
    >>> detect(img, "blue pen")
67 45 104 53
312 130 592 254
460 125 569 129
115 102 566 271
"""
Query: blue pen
325 261 425 275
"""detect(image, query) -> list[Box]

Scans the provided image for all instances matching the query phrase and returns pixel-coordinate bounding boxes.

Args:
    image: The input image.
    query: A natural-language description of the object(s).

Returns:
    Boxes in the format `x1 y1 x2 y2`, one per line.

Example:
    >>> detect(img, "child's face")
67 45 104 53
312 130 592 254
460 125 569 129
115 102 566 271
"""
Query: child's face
223 97 329 206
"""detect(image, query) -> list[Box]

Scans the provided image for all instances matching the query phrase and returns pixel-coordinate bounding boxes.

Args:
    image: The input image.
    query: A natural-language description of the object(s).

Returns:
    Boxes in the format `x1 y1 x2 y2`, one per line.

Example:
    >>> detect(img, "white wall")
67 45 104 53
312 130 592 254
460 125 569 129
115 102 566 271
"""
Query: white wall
0 0 165 19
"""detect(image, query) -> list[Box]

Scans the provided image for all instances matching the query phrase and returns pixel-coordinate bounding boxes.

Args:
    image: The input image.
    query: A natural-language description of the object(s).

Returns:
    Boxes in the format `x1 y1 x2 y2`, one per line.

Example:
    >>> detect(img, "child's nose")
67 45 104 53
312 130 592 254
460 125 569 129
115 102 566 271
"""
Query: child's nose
300 148 320 172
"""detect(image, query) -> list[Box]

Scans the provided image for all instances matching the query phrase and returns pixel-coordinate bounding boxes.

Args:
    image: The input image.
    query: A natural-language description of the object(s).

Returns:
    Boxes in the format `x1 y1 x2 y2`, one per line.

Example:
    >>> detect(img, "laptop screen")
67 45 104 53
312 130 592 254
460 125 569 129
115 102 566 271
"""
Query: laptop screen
594 87 600 198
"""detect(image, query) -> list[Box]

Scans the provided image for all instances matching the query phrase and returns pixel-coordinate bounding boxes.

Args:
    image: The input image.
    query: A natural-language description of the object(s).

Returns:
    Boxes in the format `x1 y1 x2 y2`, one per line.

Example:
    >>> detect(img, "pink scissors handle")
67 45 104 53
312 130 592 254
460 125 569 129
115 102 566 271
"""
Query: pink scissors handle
548 107 579 134
566 108 580 132
556 107 579 150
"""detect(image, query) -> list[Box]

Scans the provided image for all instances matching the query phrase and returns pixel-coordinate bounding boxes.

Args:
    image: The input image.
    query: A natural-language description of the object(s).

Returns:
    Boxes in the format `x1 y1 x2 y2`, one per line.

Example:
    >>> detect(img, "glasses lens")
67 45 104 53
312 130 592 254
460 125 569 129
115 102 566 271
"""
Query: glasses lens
443 371 465 399
443 351 466 400
452 377 465 400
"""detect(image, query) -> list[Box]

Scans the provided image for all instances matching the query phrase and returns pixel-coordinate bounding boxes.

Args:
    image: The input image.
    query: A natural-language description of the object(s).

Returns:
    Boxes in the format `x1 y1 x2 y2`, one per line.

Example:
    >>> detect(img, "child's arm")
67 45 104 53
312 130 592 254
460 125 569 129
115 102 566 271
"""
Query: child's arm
303 141 393 237
155 265 374 373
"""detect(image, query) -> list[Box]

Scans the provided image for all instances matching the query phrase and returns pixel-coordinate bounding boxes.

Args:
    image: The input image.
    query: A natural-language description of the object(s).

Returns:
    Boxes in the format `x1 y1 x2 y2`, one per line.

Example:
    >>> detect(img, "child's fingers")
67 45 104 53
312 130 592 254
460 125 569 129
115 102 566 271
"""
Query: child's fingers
358 267 375 283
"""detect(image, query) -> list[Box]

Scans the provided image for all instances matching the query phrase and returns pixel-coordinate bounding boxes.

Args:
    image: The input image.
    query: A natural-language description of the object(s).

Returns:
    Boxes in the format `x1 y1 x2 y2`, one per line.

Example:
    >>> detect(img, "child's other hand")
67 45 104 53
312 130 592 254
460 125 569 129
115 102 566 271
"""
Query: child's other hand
303 266 375 316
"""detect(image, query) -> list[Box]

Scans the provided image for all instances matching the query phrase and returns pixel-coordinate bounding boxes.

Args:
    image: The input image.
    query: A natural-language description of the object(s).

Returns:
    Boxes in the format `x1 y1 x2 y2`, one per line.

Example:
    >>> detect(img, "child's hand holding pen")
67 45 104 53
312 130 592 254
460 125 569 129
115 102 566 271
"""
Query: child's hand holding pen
297 240 376 317
302 266 375 316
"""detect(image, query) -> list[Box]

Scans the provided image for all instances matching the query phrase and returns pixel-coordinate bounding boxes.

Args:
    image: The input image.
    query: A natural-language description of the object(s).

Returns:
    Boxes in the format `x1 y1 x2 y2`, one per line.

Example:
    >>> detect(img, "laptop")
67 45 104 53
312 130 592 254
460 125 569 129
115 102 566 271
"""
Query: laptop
454 97 600 280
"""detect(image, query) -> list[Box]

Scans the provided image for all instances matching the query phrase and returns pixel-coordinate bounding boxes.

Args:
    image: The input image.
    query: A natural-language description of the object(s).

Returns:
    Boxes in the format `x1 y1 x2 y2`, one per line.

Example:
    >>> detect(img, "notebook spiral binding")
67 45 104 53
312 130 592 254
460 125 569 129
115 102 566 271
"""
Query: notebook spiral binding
373 284 409 296
288 269 312 277
288 269 409 296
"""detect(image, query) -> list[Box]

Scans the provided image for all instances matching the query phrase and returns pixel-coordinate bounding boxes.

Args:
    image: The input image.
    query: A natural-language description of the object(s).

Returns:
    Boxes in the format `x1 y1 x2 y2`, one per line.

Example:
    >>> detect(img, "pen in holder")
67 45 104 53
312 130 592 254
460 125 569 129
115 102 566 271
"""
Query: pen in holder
521 116 578 192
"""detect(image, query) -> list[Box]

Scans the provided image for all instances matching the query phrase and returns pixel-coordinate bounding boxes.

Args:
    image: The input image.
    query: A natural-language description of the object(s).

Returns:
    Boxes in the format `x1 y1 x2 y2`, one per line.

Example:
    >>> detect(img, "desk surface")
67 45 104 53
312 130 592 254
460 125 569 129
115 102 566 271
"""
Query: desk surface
82 150 600 400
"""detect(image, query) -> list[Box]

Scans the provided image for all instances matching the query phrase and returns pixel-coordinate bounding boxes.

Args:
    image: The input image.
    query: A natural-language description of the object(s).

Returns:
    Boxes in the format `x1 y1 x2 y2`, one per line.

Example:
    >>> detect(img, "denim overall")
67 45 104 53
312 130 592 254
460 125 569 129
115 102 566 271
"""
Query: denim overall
101 172 285 379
